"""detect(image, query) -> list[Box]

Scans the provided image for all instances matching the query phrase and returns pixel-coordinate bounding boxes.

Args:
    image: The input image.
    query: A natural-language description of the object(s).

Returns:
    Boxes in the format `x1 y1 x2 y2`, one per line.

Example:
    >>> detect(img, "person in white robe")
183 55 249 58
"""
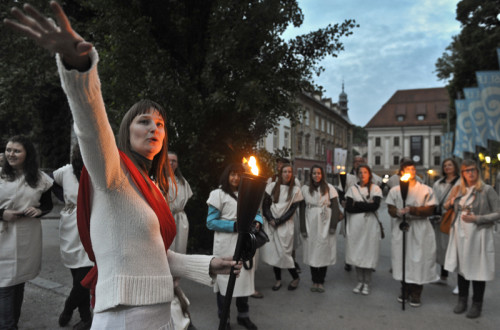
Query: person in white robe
52 144 93 329
299 165 340 293
261 164 303 291
207 163 262 330
0 135 53 329
344 165 383 296
444 159 500 319
386 160 437 308
167 151 195 330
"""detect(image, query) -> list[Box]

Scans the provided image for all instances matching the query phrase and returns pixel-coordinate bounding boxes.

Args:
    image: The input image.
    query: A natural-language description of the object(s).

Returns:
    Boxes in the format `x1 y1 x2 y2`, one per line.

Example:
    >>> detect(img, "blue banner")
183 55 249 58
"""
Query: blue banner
440 132 454 161
463 87 490 148
453 99 475 158
476 71 500 142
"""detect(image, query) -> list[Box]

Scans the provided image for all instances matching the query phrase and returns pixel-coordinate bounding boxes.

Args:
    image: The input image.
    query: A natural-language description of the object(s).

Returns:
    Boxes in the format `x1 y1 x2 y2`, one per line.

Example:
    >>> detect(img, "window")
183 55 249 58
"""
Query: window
437 113 447 120
321 118 325 132
304 110 310 126
305 135 310 155
375 137 381 147
327 121 330 134
315 116 319 130
304 169 310 182
397 115 404 122
394 136 399 147
284 130 290 149
331 123 335 136
315 138 320 155
273 129 279 149
297 168 303 182
410 136 423 165
375 155 381 165
321 140 325 155
434 136 440 146
393 155 400 166
297 134 302 153
434 156 441 166
417 114 425 121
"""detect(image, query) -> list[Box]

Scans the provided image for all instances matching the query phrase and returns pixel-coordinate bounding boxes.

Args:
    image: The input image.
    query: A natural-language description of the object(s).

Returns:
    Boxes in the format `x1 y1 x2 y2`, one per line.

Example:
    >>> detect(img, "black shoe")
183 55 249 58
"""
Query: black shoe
237 317 257 330
58 309 73 327
73 319 92 330
344 263 352 272
287 278 300 291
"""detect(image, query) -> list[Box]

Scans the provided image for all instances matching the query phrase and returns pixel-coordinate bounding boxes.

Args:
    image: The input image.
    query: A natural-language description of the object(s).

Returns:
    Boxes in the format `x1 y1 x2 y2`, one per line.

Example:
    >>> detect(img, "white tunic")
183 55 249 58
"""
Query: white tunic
53 165 93 269
207 189 255 297
0 171 53 287
301 184 338 267
386 182 439 284
432 178 458 266
167 178 193 254
345 184 383 269
444 187 495 281
260 183 303 268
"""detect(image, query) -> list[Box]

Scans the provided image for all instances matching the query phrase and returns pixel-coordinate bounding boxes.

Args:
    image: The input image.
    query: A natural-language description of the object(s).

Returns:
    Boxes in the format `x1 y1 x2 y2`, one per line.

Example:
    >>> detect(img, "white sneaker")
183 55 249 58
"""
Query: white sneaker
361 284 370 295
453 285 459 295
353 282 363 294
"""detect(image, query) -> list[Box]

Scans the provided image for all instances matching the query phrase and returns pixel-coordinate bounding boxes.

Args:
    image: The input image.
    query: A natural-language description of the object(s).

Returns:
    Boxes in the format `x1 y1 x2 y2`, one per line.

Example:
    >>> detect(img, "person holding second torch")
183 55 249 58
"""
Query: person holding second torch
386 160 438 307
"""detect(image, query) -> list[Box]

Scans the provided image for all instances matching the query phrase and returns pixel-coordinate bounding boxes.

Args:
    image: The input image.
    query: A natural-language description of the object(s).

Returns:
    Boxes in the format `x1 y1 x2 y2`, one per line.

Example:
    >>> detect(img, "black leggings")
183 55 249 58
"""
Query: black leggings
273 266 299 281
63 267 92 321
457 274 486 302
310 267 327 284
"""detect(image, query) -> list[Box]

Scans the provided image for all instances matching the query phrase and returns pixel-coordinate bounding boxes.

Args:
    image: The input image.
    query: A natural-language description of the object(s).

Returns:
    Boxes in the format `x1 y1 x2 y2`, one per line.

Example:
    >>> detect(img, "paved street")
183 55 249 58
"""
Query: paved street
18 202 500 329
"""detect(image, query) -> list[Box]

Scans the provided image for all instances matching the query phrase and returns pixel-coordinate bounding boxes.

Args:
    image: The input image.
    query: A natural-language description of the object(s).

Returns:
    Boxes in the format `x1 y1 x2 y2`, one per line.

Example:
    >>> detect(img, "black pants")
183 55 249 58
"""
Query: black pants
310 267 327 284
457 274 486 303
216 292 249 319
63 267 92 321
273 267 299 281
0 282 25 330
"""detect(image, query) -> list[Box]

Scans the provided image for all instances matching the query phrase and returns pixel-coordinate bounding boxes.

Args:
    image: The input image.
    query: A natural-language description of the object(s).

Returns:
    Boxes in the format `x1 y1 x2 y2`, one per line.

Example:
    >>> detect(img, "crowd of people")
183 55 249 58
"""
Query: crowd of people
1 2 500 330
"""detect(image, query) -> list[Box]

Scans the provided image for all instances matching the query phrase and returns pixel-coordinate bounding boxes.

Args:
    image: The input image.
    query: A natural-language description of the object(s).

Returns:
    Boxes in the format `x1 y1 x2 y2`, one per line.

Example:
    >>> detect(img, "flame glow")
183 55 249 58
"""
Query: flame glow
242 156 259 176
401 173 411 182
340 171 346 175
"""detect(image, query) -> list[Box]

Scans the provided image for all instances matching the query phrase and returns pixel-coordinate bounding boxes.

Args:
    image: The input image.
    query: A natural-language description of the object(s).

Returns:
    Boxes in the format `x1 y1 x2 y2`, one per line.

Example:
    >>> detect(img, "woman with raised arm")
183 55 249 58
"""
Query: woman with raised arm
0 135 53 329
344 164 383 296
300 165 340 293
4 3 238 329
444 159 500 319
261 163 304 291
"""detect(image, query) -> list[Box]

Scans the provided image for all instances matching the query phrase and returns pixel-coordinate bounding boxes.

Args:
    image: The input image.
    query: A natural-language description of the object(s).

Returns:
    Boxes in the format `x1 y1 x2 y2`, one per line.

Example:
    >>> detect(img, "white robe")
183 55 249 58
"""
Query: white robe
207 189 254 297
0 171 53 287
345 184 383 269
167 177 193 254
260 183 303 268
301 184 338 267
386 182 439 284
444 187 495 281
53 165 93 269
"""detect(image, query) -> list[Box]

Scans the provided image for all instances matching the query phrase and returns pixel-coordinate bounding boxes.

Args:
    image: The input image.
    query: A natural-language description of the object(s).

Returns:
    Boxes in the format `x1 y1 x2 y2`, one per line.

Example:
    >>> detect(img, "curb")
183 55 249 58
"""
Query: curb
29 277 71 297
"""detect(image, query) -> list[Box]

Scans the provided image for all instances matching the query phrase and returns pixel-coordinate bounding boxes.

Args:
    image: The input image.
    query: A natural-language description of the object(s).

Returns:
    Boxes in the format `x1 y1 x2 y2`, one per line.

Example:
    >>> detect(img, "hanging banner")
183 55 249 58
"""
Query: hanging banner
463 87 490 148
476 71 500 142
453 99 475 158
333 148 347 174
326 149 333 174
440 132 454 161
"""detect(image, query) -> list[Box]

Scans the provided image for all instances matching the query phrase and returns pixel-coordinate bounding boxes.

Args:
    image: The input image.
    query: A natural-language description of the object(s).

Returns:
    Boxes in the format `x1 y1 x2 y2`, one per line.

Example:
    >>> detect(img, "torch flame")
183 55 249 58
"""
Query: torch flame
340 171 346 175
401 173 411 182
242 156 259 176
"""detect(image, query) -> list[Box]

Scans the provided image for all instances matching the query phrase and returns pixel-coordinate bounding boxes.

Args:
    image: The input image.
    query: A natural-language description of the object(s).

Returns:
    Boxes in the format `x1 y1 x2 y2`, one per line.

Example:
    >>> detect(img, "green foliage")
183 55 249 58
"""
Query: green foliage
1 0 357 251
435 0 500 129
352 125 367 145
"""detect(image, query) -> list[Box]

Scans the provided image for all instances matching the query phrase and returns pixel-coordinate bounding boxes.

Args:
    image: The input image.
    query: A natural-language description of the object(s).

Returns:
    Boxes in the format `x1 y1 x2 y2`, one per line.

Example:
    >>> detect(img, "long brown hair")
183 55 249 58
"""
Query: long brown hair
117 99 174 194
459 159 483 194
308 165 328 196
271 164 296 203
1 135 41 188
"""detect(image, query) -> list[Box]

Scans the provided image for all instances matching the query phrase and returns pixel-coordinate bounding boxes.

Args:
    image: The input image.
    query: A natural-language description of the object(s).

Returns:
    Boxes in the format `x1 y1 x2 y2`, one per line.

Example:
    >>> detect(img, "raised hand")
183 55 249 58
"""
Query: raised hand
3 1 92 71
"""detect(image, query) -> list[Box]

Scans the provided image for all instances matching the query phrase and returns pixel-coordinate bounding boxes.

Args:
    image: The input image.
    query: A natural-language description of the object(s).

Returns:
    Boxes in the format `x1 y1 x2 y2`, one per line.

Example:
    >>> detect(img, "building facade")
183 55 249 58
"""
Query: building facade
365 87 450 182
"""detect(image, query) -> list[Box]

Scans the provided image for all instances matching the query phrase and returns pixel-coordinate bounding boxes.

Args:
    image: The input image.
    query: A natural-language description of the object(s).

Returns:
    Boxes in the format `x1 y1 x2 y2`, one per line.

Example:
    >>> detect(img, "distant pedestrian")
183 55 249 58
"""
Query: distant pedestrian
0 135 53 329
300 165 341 293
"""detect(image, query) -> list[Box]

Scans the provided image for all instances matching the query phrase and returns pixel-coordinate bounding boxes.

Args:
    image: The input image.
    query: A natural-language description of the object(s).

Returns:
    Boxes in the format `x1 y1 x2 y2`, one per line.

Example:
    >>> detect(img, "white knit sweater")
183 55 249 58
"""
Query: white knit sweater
56 50 213 313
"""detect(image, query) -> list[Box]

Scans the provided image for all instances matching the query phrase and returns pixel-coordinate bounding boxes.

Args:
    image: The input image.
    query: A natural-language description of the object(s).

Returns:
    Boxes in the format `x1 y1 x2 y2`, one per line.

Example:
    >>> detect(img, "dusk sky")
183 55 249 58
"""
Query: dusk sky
282 0 461 127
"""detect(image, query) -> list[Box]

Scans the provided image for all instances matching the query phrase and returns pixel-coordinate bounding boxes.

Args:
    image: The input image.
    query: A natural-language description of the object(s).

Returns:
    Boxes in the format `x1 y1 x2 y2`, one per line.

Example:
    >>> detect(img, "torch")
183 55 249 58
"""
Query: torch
339 169 347 202
399 173 410 311
219 157 267 330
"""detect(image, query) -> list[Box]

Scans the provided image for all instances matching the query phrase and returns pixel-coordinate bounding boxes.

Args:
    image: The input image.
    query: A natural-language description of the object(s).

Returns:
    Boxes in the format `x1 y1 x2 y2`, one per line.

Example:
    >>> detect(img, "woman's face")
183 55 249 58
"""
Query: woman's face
168 153 178 172
358 167 370 186
5 141 26 170
129 109 165 160
443 160 456 176
402 165 417 182
281 166 293 184
229 171 241 190
312 168 322 183
461 165 478 186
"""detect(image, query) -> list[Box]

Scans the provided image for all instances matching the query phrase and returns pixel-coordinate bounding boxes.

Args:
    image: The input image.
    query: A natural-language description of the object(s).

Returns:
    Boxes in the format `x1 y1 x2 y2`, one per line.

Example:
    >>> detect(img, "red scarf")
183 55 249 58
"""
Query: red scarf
76 150 176 307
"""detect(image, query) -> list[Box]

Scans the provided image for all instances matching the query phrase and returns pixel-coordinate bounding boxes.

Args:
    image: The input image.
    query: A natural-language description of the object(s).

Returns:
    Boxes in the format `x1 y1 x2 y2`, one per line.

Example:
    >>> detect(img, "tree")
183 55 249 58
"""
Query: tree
1 0 358 251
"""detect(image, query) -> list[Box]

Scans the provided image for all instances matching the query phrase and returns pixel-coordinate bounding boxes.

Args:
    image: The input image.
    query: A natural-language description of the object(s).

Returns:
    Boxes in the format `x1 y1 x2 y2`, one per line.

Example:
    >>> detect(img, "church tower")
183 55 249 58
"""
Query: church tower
339 81 348 117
